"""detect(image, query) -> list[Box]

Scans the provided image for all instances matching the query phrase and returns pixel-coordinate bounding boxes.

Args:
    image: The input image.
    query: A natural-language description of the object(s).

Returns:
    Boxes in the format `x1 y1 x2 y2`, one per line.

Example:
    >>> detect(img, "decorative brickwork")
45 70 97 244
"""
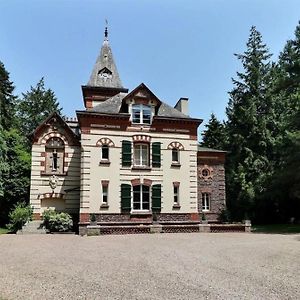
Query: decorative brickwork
198 162 226 222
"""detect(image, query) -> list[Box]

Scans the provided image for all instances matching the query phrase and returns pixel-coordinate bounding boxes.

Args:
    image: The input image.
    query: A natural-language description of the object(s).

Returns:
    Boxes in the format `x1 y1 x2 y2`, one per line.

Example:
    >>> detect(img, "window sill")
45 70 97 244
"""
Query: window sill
171 162 181 168
172 204 181 209
41 171 68 176
131 123 151 127
100 204 109 209
99 160 111 166
131 166 151 171
130 211 152 216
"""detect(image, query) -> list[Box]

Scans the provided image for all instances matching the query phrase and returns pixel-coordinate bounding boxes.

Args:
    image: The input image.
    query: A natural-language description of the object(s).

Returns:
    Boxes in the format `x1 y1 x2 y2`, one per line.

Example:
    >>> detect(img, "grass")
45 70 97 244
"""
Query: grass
0 227 9 235
252 224 300 234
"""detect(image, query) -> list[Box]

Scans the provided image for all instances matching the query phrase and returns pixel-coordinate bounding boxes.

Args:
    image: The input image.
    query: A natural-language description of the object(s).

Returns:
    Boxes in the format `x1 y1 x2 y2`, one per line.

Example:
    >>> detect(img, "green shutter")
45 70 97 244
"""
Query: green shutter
152 142 161 167
122 140 132 167
152 184 161 212
121 184 131 212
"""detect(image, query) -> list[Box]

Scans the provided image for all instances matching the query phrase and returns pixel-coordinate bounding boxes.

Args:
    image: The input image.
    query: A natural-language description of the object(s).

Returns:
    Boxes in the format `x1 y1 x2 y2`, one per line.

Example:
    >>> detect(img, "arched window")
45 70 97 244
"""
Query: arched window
45 137 65 174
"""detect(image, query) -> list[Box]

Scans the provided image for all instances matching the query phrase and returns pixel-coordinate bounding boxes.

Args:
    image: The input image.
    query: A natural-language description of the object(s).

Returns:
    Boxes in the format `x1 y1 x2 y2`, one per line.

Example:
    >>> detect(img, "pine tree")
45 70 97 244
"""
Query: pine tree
18 78 62 136
263 22 300 222
225 26 274 220
201 113 226 149
0 61 17 130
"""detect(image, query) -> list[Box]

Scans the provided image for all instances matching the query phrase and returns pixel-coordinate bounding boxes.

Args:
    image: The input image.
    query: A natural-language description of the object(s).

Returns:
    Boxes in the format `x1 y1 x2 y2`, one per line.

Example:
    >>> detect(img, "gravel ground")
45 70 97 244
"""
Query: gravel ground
0 233 299 300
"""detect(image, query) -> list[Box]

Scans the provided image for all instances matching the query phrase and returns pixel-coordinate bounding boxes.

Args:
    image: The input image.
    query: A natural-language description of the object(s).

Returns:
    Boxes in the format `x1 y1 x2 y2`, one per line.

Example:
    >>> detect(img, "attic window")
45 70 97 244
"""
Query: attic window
132 104 152 125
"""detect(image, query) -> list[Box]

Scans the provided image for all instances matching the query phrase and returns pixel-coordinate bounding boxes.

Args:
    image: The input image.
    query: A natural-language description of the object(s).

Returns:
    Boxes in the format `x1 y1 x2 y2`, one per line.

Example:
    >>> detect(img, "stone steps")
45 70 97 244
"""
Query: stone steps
17 221 47 234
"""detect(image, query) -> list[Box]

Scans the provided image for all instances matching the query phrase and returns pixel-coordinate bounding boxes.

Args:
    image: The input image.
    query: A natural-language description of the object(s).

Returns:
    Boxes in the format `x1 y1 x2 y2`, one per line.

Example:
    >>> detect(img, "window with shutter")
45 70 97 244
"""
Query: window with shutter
121 184 131 212
122 141 132 166
152 184 161 212
152 142 161 167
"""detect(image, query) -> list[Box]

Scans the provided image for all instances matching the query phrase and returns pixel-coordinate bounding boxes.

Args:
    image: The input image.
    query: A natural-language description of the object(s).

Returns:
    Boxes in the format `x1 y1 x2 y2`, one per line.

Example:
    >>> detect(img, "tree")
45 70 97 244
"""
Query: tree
261 22 300 223
0 128 31 226
0 61 17 130
18 78 62 137
201 113 226 149
225 26 274 220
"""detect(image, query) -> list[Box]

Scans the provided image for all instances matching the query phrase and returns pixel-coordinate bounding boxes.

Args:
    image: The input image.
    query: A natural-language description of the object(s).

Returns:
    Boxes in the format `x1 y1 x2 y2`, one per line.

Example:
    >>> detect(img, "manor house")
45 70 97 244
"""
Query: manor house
29 27 226 234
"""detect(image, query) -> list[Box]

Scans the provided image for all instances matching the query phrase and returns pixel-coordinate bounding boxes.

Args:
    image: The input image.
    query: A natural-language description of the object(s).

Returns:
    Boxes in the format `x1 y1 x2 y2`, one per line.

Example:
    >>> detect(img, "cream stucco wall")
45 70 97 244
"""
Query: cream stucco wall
80 127 198 214
29 129 81 216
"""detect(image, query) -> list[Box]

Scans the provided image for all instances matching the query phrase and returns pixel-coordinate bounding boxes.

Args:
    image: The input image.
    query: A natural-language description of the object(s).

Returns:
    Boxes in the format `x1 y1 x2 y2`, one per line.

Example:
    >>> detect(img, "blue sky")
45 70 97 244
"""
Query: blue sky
0 0 299 136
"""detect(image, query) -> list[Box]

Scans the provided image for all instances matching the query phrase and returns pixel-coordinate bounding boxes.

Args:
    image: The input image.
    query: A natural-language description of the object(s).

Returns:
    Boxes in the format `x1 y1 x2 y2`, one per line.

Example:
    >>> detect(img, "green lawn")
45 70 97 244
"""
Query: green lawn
252 224 300 234
0 227 9 235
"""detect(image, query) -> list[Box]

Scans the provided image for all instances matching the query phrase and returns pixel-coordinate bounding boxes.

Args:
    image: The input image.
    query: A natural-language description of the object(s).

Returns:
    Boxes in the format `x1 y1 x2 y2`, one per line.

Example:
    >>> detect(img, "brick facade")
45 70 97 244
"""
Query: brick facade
197 149 226 222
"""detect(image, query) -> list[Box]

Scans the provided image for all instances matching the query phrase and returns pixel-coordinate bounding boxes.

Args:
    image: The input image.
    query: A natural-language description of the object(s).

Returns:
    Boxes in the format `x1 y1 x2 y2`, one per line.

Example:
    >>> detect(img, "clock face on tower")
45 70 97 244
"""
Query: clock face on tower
98 67 112 80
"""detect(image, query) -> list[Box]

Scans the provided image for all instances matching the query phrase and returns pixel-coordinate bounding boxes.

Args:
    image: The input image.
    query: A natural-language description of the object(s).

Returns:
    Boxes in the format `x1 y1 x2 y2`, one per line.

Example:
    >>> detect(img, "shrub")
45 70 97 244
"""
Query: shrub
90 213 96 223
7 202 33 232
47 212 73 232
201 212 207 221
42 209 56 229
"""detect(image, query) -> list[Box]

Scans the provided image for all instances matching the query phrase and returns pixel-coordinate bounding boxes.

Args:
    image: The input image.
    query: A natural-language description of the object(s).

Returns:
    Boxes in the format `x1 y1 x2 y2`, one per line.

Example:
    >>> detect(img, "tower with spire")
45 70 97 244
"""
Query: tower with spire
82 23 128 109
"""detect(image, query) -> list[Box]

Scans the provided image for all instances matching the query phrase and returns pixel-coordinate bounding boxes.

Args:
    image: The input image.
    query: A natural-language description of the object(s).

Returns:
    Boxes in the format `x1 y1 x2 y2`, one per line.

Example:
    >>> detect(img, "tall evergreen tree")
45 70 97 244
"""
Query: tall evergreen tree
18 78 62 136
201 113 226 149
261 22 300 223
0 61 17 130
225 26 274 220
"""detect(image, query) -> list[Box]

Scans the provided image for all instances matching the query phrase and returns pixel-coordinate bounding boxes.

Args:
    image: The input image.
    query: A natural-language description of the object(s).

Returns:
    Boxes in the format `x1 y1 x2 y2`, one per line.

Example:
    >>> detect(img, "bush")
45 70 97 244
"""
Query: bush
45 211 73 232
42 209 56 229
7 202 33 232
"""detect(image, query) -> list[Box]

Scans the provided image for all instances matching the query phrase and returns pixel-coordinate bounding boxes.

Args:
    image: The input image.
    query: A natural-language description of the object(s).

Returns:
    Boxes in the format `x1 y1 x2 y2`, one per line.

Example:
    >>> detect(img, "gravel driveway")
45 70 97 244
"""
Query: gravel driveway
0 233 299 300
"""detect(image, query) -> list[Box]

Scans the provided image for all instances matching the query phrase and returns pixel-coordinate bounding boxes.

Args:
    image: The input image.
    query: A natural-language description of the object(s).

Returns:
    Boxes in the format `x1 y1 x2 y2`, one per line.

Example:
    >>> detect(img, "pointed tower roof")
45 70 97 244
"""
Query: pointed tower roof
87 24 123 88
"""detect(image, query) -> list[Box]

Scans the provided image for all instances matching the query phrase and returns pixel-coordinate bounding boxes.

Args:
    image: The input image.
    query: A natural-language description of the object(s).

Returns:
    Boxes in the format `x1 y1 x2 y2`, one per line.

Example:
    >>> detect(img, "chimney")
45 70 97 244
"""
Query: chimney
174 97 189 116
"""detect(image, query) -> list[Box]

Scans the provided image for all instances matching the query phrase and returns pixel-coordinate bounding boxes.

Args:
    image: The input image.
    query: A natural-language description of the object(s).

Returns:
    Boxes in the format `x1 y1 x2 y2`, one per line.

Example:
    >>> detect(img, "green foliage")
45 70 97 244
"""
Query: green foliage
201 113 227 149
0 227 9 235
225 26 275 221
42 209 56 229
252 224 300 234
90 213 96 222
17 77 62 137
201 213 207 221
218 208 231 223
7 202 33 232
0 61 17 130
0 128 31 225
43 211 73 232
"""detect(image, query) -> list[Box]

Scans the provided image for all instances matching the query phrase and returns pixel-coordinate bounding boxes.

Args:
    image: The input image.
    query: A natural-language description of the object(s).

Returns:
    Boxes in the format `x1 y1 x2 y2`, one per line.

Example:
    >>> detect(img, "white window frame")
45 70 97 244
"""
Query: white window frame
202 193 210 211
133 143 149 167
173 186 179 204
131 104 152 124
102 185 108 204
132 184 150 211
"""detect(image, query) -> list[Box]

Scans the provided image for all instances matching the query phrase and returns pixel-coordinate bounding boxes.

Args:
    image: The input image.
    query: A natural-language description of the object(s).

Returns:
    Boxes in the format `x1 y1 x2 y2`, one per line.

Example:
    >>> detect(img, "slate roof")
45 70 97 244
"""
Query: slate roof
158 102 189 118
87 36 123 88
91 93 127 114
90 92 193 120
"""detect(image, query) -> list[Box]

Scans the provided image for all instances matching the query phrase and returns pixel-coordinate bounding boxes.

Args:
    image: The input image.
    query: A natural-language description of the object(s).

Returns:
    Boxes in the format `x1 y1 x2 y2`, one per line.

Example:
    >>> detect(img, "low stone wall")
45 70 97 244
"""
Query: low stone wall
80 223 251 236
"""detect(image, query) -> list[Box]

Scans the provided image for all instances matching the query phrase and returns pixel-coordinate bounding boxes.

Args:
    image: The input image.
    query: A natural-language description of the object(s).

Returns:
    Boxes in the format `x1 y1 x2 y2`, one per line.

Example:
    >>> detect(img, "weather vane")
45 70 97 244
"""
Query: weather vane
105 19 108 39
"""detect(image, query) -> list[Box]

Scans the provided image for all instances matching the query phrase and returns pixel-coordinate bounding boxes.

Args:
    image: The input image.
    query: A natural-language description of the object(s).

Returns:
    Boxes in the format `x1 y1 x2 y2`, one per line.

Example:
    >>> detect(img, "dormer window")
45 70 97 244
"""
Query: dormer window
132 104 152 124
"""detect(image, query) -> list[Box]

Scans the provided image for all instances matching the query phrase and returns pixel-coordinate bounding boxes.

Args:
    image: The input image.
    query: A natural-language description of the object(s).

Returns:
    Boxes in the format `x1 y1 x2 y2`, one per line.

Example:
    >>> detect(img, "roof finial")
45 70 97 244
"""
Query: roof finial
104 19 108 40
